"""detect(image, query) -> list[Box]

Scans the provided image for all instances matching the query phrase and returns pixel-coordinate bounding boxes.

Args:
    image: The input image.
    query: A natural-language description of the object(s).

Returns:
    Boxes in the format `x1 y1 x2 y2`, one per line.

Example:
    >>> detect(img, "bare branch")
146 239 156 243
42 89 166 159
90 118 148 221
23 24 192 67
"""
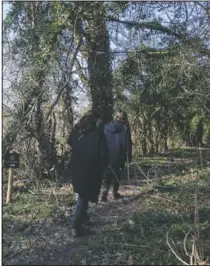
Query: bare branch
107 17 184 39
46 36 83 120
183 231 192 258
166 231 189 265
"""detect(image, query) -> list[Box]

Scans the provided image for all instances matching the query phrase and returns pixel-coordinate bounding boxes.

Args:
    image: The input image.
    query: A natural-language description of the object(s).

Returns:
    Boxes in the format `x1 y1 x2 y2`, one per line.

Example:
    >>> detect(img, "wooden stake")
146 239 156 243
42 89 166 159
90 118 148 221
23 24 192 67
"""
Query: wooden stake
6 168 14 204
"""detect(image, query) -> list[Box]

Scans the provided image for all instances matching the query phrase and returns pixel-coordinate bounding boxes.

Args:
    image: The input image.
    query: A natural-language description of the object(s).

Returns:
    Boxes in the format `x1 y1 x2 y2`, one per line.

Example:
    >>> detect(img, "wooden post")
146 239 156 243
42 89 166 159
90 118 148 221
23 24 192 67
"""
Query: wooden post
6 168 14 204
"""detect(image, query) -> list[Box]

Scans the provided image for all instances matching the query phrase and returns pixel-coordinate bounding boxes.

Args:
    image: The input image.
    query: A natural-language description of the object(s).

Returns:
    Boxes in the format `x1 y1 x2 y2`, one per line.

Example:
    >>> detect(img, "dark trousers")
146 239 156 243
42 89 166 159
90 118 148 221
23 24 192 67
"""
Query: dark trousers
103 165 122 197
72 195 89 228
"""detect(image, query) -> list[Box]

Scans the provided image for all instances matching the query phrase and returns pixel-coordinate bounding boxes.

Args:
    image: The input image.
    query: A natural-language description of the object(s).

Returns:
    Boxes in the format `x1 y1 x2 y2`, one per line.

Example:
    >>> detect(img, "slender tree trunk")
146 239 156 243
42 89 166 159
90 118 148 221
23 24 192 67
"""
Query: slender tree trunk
62 84 74 133
185 131 191 147
148 121 155 155
163 135 168 152
195 118 203 147
162 108 169 152
142 125 147 156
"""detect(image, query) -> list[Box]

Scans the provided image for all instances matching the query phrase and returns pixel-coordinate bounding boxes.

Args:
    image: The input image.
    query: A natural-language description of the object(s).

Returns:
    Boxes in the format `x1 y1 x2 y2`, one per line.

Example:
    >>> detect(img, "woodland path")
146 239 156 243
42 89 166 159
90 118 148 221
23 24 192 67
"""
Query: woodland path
4 184 142 265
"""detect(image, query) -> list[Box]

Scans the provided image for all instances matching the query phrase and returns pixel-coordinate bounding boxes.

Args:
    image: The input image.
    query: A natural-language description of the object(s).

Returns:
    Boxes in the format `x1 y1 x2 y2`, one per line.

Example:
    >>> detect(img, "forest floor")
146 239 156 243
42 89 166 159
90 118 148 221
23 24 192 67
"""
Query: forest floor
3 147 210 265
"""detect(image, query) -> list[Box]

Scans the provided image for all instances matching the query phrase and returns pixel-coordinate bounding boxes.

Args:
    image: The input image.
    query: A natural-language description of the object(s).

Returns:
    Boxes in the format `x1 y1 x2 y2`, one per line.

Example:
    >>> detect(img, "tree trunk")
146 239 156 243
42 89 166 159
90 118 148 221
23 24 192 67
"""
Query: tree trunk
163 135 168 152
86 3 113 123
62 84 74 133
148 121 155 155
35 96 57 178
162 108 169 152
195 118 203 147
142 126 147 156
185 131 191 147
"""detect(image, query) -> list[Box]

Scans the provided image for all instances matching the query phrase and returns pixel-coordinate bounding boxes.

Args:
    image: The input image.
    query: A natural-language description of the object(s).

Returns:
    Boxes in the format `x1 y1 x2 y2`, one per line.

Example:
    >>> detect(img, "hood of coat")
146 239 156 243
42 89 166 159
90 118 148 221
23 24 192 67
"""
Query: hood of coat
104 121 125 134
74 116 97 134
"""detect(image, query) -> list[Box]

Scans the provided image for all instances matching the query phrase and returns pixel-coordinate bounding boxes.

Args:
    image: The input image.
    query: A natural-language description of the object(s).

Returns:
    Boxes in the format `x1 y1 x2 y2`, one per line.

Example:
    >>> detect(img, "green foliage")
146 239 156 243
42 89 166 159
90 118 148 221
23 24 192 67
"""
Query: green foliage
113 40 210 154
3 1 210 164
190 114 200 131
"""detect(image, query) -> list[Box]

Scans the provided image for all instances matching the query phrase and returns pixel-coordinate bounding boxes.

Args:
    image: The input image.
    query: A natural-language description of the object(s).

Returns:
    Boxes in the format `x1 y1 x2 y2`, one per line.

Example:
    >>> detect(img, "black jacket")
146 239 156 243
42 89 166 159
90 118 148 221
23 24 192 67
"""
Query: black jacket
68 121 108 202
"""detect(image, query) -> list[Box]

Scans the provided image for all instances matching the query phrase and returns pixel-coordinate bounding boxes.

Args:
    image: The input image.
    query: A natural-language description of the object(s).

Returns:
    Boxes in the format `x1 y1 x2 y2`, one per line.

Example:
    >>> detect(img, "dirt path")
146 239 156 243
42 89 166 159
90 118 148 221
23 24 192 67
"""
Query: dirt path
4 184 142 265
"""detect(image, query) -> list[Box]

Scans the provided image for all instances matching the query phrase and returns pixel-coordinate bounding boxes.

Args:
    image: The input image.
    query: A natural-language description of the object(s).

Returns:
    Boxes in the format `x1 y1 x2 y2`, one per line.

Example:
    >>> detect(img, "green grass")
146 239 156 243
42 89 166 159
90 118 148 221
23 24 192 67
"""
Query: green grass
3 201 55 221
3 185 76 226
3 185 76 263
71 174 210 265
125 147 210 183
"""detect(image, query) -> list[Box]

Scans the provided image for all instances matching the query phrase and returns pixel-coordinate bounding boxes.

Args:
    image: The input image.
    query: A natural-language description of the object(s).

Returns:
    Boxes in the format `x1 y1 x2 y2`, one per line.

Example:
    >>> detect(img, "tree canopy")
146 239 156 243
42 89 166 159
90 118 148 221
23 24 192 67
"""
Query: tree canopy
3 1 210 177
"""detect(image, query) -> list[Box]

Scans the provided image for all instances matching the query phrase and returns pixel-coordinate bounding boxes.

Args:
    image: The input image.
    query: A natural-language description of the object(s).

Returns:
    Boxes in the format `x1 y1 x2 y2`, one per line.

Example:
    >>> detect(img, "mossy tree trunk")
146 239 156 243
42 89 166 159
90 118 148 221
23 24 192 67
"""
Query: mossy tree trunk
85 2 113 123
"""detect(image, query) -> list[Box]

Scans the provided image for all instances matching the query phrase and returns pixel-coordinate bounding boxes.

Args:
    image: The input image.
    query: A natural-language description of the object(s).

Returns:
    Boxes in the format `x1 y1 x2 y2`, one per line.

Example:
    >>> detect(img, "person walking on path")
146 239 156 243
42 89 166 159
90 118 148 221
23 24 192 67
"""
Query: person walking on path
101 110 132 202
68 109 108 237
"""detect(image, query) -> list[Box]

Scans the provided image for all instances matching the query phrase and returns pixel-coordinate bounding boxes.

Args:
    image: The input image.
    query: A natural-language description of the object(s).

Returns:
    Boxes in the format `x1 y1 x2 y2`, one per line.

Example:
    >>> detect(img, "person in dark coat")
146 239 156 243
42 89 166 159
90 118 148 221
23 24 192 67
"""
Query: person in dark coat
101 110 132 201
68 109 108 237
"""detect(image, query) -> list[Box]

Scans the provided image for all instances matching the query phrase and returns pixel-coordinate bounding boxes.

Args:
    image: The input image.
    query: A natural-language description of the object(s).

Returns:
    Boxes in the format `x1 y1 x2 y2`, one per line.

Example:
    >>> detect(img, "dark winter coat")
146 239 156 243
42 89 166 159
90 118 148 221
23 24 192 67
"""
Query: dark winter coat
104 121 132 169
68 121 108 203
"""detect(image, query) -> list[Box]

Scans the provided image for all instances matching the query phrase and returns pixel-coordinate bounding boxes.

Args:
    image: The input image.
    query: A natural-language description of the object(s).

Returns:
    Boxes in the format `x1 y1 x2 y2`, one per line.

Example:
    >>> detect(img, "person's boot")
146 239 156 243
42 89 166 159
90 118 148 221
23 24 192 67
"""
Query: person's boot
101 190 108 202
113 192 122 200
72 225 92 238
83 212 90 221
83 213 94 226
